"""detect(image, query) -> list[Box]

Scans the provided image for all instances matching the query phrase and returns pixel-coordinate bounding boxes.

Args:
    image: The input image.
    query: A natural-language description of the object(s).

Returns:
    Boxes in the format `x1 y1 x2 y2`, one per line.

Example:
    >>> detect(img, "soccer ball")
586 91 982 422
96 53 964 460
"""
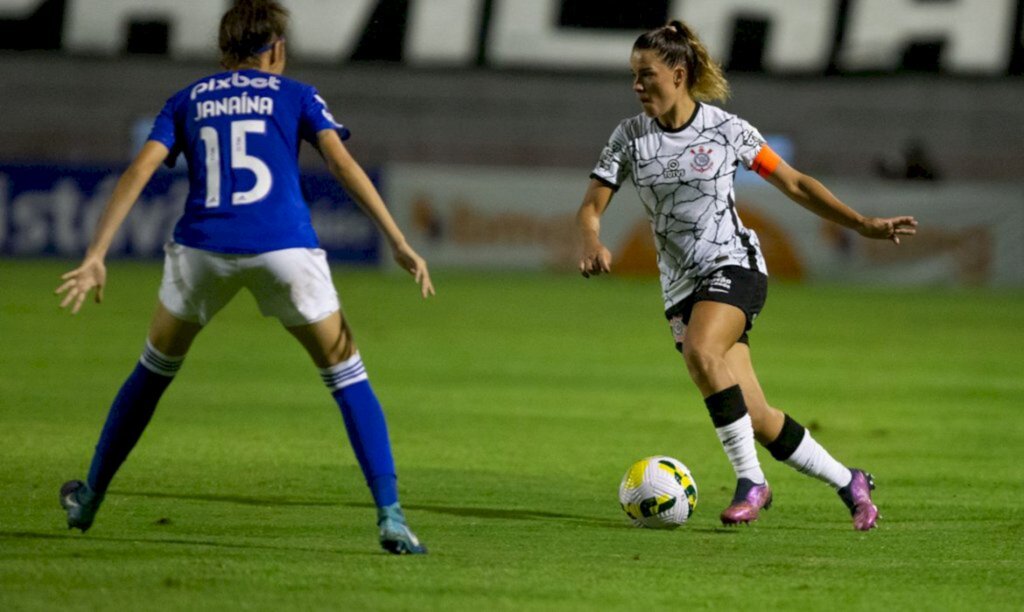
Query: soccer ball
618 456 698 529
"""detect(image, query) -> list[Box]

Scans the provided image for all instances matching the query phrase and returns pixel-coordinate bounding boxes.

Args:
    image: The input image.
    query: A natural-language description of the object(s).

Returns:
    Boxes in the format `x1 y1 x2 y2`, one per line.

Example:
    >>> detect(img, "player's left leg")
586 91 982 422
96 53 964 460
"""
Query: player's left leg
286 312 427 554
724 344 879 530
62 304 203 532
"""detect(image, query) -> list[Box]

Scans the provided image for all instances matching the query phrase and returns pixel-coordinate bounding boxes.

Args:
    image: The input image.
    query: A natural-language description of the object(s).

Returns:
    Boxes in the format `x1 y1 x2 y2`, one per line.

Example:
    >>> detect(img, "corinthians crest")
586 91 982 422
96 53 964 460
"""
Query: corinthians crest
689 146 714 173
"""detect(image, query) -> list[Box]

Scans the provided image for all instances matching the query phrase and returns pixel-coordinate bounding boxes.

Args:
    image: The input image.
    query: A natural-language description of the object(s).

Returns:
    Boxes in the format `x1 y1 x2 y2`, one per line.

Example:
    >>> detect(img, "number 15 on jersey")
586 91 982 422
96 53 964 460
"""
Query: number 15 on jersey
199 119 273 208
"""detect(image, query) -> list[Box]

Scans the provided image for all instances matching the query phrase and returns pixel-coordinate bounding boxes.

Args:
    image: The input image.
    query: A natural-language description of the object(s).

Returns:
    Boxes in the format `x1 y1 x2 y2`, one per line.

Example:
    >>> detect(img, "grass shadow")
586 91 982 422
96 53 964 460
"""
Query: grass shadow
114 489 627 528
0 529 374 556
383 502 625 528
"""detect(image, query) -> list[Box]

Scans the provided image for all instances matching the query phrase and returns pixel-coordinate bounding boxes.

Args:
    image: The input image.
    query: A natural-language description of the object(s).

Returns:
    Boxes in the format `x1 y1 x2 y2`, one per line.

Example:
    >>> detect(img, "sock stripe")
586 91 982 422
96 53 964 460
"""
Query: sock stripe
139 340 184 377
704 385 748 428
765 413 807 461
320 354 369 391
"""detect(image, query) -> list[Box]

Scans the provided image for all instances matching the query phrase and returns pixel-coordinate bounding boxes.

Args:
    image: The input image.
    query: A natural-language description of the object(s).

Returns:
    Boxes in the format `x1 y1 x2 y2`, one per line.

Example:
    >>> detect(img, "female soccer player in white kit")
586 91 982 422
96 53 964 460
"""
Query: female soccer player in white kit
55 0 431 554
577 21 918 530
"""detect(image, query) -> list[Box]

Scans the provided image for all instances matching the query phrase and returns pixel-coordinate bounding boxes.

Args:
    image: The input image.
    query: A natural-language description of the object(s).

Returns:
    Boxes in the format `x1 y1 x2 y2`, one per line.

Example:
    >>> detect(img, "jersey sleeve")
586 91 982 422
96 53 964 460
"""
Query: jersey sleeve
146 94 183 168
589 122 632 190
731 116 768 171
299 87 351 145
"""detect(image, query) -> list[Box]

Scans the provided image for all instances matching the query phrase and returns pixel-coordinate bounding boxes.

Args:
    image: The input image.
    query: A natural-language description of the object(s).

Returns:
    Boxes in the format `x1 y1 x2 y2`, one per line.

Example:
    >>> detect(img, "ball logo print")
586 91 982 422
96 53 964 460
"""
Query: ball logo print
618 456 698 529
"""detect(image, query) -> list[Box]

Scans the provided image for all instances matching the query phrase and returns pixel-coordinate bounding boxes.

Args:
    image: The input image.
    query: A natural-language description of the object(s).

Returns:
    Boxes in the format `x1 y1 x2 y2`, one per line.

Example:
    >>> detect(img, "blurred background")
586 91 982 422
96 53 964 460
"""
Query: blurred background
1 0 1022 286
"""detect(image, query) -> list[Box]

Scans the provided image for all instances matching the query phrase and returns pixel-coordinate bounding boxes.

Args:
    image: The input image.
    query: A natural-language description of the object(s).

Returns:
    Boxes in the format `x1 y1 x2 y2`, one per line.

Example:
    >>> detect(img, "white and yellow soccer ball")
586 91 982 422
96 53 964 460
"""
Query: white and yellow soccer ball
618 456 698 529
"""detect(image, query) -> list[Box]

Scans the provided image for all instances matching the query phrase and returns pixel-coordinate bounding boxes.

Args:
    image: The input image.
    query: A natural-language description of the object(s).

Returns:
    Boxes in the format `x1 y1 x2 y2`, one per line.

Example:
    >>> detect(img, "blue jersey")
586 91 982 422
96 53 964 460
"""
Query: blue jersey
148 70 349 254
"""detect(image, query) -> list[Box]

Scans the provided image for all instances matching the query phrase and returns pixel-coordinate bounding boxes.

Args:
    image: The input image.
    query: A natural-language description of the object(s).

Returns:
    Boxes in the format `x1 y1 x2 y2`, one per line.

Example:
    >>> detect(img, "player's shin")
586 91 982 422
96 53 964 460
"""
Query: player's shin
87 340 184 494
705 385 765 484
320 353 398 508
763 413 852 489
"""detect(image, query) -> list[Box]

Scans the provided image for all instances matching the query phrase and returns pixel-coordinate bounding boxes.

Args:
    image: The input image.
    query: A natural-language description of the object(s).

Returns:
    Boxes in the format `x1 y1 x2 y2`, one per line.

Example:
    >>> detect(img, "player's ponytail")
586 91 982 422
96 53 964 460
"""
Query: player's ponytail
634 20 730 103
218 0 289 69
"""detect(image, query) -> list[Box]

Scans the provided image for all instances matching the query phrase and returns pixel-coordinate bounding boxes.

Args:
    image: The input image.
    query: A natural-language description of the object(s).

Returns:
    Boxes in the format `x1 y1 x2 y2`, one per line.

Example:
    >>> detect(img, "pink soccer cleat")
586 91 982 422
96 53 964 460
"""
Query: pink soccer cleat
720 478 772 525
837 469 879 531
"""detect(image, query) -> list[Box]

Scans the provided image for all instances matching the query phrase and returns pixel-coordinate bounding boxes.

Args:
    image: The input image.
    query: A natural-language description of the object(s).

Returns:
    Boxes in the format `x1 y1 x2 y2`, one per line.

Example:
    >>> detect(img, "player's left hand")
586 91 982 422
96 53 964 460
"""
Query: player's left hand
858 216 918 244
55 257 107 314
392 241 435 298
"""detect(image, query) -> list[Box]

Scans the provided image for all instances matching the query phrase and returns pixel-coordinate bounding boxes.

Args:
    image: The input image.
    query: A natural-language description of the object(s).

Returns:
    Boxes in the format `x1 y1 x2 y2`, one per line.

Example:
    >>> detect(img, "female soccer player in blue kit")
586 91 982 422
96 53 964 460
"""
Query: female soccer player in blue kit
578 21 918 530
55 0 431 554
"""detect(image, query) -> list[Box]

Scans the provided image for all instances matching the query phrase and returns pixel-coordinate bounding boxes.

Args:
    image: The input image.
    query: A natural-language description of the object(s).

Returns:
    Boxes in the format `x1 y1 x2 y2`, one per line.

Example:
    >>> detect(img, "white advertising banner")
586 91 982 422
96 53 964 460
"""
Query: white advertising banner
387 163 1024 287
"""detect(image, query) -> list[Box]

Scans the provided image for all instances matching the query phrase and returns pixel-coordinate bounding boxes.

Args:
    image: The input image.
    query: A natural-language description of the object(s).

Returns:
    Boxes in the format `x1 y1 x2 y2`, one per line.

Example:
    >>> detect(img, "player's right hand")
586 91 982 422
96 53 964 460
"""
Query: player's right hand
579 243 612 278
55 257 106 314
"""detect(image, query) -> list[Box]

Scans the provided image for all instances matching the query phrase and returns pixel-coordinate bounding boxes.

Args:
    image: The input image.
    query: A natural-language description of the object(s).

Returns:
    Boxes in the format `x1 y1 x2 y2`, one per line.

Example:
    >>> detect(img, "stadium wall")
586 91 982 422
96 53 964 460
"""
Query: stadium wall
2 162 1021 287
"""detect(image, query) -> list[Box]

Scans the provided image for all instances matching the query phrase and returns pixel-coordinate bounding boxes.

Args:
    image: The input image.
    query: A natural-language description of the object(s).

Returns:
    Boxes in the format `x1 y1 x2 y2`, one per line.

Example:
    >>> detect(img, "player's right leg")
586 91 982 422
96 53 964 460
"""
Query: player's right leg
253 248 425 554
286 312 427 555
680 301 771 526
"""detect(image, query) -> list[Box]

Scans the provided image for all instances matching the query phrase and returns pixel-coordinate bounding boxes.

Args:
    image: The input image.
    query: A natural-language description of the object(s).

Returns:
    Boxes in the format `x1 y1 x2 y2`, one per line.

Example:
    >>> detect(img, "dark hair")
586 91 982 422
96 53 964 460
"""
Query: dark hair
218 0 289 68
633 20 729 102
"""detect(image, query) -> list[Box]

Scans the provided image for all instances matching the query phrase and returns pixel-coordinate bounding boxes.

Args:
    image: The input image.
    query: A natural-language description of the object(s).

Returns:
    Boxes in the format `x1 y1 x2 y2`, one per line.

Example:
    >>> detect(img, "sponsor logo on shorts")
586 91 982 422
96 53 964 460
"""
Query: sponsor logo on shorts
705 272 732 294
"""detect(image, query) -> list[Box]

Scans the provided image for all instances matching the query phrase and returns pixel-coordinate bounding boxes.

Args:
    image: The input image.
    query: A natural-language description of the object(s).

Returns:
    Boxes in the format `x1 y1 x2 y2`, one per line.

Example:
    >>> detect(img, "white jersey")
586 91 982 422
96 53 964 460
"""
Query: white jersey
591 103 769 310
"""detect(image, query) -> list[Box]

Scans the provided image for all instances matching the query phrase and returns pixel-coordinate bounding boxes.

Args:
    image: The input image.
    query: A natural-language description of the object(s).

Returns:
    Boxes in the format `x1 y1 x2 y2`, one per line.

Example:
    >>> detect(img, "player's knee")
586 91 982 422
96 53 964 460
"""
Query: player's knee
681 342 719 378
327 321 357 364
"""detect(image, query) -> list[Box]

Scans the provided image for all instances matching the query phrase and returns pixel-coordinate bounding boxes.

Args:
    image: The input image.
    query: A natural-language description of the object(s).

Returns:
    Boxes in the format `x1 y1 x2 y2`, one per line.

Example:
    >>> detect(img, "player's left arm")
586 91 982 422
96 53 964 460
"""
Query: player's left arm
316 128 434 298
753 146 918 244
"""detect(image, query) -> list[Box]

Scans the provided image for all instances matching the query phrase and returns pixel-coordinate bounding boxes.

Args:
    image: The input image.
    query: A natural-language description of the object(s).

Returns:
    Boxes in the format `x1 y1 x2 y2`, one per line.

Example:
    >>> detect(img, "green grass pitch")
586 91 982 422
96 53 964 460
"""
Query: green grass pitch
1 259 1022 610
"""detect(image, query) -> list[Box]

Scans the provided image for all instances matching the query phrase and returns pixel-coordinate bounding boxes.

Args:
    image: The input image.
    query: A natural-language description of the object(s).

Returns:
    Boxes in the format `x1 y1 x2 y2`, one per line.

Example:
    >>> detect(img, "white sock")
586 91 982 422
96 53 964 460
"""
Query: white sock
715 414 766 483
139 339 185 377
784 430 852 489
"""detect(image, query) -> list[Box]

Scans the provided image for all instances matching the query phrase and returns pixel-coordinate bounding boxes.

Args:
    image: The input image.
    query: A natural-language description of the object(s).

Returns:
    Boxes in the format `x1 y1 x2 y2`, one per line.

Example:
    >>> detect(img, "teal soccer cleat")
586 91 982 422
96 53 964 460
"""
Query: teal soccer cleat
60 480 103 532
377 503 427 555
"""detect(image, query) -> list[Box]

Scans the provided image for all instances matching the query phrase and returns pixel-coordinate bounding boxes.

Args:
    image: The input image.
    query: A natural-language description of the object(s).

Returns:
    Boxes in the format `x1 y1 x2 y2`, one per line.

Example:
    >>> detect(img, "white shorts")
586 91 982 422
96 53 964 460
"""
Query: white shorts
158 242 340 327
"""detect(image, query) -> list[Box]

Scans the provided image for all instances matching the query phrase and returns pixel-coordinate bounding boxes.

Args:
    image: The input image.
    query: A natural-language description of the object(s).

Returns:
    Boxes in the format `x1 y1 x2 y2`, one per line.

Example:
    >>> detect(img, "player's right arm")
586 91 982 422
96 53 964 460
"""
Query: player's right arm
55 141 169 314
576 179 615 278
316 128 434 298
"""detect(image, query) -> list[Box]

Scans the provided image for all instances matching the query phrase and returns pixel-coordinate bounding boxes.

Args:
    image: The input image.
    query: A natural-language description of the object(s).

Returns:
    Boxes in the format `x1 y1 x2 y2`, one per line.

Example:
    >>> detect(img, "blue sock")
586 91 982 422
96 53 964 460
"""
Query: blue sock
87 341 183 494
321 354 399 507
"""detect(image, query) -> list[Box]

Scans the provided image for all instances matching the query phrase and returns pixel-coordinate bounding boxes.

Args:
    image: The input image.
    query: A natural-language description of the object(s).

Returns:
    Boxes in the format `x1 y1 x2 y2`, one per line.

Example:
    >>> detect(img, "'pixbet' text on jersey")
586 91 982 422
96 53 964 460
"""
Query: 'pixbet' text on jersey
189 72 282 100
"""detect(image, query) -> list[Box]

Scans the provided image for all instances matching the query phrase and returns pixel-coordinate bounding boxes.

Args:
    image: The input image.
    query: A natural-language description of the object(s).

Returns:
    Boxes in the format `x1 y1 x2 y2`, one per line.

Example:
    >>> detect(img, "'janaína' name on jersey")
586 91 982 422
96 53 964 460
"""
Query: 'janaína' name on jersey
195 92 273 120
